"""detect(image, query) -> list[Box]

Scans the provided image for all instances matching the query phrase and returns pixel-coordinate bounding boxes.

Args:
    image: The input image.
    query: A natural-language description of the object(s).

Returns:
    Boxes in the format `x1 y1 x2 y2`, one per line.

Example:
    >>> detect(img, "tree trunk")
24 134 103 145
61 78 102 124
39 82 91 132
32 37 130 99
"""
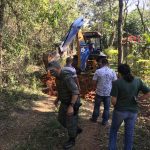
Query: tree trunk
136 0 146 33
123 0 129 29
0 0 5 88
108 31 115 47
118 0 123 65
108 0 116 47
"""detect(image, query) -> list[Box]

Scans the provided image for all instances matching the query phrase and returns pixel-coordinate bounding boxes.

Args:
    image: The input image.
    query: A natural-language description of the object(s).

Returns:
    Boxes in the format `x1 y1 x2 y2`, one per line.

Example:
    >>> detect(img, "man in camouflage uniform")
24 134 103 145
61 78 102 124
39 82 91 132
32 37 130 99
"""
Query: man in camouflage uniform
48 61 82 149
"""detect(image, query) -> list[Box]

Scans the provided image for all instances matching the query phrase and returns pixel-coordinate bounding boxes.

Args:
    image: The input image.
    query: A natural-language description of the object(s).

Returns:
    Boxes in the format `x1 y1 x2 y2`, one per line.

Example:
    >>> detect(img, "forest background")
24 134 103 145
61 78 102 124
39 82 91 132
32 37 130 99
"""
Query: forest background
0 0 150 92
0 0 150 149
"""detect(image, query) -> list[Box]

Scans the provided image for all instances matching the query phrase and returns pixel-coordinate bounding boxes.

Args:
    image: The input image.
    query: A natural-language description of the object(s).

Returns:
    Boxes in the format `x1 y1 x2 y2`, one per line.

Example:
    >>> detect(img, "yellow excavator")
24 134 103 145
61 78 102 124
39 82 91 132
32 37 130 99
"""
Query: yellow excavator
42 17 106 96
43 17 106 73
43 30 106 73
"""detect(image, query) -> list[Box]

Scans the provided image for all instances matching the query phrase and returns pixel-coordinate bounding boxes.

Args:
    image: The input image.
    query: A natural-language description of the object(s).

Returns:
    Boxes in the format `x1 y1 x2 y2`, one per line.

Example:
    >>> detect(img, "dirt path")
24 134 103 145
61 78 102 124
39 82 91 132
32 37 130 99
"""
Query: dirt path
0 96 107 150
74 101 109 150
0 96 56 150
0 96 149 150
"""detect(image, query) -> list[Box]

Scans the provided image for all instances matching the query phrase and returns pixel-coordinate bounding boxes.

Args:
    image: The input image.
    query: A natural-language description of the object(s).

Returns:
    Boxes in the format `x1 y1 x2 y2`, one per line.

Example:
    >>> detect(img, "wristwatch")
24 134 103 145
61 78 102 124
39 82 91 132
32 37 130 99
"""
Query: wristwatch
69 102 75 107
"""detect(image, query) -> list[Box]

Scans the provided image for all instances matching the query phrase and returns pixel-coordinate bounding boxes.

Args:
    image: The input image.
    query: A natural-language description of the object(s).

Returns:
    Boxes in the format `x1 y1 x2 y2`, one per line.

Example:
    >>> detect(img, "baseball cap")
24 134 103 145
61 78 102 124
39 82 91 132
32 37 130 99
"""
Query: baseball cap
48 61 61 70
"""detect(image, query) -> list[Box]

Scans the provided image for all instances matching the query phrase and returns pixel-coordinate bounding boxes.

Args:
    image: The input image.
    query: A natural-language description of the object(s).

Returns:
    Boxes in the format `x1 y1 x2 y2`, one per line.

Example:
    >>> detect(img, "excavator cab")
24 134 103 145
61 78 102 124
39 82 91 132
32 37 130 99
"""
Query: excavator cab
77 31 106 73
83 31 102 53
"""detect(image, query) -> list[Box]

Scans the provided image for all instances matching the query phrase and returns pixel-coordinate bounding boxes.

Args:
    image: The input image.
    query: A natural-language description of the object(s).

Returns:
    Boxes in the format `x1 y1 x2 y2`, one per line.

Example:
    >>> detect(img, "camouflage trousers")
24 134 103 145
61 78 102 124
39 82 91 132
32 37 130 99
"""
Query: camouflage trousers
58 103 78 138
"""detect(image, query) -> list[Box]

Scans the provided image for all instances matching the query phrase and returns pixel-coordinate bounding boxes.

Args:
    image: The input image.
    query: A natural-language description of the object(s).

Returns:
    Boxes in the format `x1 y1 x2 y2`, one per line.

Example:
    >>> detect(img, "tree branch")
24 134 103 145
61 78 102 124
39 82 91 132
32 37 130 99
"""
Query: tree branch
6 0 21 34
136 0 146 33
123 0 129 29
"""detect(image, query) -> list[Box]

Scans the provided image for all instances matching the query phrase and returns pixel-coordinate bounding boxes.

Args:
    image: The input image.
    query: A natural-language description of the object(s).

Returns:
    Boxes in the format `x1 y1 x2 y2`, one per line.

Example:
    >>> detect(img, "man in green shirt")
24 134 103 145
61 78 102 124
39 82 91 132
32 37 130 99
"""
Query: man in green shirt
109 64 150 150
48 61 82 149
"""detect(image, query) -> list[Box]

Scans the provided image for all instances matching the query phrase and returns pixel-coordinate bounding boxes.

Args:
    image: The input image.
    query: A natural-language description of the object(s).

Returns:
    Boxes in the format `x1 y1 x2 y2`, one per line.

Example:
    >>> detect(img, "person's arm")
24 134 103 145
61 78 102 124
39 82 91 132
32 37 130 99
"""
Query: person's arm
111 96 117 106
74 77 81 91
70 95 79 104
110 72 118 106
65 77 80 115
138 79 150 101
67 95 79 116
73 69 81 91
110 81 118 107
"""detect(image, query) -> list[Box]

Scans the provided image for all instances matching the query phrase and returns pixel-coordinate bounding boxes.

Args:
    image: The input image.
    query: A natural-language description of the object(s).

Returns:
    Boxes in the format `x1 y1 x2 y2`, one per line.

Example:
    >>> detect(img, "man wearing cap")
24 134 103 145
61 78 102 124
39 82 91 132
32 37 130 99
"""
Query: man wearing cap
48 61 82 149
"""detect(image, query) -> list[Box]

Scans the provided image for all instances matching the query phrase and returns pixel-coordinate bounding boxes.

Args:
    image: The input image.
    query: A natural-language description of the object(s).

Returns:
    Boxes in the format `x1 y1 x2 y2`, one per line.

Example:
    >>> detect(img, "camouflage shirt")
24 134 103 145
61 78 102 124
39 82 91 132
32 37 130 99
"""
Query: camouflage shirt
56 70 79 104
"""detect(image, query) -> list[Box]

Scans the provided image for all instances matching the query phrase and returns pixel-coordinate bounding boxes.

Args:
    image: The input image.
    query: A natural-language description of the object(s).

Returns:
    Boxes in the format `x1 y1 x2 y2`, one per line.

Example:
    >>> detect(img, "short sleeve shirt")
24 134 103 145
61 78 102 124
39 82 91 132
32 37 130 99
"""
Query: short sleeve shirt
93 66 117 96
110 77 150 112
63 66 77 78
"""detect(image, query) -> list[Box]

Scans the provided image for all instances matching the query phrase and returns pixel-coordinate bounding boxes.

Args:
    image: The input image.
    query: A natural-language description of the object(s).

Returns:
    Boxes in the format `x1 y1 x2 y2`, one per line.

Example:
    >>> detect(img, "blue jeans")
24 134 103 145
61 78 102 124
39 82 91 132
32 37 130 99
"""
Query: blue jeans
109 110 137 150
92 94 110 124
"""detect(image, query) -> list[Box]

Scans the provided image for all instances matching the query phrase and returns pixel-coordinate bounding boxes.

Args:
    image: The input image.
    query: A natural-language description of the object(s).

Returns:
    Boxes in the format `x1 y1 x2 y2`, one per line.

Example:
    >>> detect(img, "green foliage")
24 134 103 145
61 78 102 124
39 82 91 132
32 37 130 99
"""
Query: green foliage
124 10 143 35
137 59 150 64
1 0 150 89
2 0 78 89
143 33 150 45
104 47 118 64
124 8 150 36
78 0 119 48
104 48 118 56
104 47 118 71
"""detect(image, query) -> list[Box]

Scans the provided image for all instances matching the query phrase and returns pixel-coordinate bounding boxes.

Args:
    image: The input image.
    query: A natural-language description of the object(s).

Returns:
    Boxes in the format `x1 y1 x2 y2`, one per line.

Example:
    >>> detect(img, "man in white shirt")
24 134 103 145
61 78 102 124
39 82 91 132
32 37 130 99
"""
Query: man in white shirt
90 58 117 125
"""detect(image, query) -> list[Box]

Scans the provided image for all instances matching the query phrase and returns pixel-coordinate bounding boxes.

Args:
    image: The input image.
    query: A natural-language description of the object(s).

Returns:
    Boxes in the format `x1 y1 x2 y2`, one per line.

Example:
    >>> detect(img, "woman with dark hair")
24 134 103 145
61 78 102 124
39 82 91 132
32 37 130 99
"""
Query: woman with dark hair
109 64 150 150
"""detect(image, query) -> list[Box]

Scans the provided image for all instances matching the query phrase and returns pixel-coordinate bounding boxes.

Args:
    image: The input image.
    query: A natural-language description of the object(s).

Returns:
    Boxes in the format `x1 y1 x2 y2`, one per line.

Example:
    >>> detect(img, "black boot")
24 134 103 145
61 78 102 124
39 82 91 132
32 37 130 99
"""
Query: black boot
63 137 75 149
77 127 83 135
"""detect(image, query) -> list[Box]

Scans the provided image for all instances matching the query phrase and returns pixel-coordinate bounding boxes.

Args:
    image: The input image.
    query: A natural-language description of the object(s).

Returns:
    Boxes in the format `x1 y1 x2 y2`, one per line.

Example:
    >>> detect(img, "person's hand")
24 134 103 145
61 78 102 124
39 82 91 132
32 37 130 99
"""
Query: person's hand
66 105 74 116
54 99 59 107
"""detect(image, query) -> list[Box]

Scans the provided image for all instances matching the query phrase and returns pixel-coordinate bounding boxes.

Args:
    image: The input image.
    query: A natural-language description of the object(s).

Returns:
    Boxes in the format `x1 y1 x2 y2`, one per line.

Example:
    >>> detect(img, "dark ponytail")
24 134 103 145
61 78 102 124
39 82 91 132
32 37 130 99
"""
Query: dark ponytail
118 64 134 82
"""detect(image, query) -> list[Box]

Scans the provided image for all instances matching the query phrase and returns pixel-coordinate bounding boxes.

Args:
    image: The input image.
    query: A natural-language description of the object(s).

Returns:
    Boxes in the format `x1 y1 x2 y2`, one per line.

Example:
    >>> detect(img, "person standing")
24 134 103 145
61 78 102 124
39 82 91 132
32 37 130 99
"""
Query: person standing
109 64 150 150
90 58 117 125
63 57 81 91
48 61 82 149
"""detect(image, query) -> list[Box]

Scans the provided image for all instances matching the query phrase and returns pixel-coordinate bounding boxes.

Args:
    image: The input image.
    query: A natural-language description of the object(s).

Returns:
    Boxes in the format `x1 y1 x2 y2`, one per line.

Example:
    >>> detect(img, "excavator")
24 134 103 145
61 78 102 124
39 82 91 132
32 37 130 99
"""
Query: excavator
43 30 105 71
42 17 106 98
43 17 106 72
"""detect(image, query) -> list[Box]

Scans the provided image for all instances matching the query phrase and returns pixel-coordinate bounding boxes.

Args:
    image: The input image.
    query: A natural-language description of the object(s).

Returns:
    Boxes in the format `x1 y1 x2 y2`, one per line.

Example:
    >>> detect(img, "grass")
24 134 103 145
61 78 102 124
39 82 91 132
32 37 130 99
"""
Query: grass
13 116 67 150
0 85 46 110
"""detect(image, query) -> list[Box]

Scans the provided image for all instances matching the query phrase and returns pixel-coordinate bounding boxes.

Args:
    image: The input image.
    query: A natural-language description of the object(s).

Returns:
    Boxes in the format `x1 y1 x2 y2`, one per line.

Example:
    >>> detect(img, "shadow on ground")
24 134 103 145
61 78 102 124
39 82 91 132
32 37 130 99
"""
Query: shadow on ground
0 90 150 150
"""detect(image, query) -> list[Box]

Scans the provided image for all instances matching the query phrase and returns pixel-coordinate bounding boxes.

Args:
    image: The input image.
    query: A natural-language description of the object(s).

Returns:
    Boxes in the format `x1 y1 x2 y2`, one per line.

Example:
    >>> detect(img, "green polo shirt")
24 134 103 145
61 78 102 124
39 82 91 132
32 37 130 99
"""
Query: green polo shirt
111 77 150 112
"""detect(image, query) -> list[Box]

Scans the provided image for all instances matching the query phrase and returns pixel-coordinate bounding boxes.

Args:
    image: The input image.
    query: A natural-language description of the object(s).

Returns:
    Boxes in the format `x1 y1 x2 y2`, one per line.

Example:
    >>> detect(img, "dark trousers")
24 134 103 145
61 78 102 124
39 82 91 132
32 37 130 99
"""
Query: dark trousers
58 103 78 138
